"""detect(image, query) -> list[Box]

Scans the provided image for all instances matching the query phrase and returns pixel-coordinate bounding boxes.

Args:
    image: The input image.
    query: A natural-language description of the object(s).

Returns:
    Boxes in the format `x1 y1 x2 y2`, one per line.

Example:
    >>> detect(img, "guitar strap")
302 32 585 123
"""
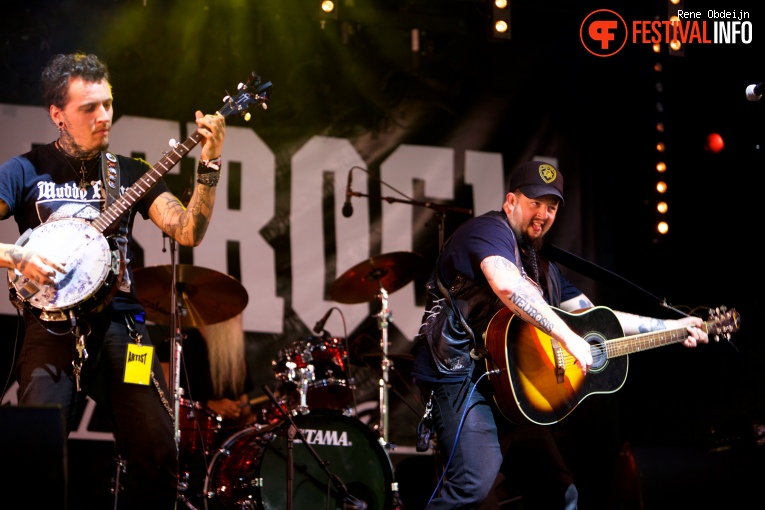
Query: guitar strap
100 152 132 293
541 242 665 305
101 151 121 206
496 215 566 382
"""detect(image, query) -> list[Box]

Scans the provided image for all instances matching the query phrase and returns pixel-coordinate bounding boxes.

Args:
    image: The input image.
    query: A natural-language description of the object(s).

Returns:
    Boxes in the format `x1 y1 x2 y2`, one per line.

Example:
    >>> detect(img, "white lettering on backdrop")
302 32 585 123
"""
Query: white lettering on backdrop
0 104 505 340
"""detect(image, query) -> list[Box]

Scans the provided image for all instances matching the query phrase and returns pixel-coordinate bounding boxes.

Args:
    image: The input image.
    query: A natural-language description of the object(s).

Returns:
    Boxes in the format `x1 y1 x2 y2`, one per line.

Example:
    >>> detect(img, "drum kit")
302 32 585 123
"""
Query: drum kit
132 251 423 510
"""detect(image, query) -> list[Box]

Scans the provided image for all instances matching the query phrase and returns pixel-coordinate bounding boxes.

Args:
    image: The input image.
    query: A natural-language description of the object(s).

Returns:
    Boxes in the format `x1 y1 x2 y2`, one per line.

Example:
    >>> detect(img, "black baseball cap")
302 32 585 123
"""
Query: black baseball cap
507 160 564 205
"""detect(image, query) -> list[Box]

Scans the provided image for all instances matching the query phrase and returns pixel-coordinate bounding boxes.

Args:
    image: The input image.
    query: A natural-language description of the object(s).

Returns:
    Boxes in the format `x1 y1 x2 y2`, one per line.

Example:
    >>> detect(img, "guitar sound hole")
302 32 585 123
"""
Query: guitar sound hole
587 336 607 372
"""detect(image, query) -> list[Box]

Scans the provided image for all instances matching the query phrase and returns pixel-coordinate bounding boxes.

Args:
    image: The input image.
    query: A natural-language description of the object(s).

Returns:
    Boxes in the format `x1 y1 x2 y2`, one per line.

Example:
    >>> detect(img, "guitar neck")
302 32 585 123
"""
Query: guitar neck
605 321 709 358
91 130 204 234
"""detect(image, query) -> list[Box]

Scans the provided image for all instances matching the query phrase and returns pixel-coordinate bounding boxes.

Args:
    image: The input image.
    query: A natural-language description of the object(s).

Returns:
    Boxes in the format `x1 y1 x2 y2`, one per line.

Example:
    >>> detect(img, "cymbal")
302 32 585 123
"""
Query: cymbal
329 251 423 304
132 264 248 328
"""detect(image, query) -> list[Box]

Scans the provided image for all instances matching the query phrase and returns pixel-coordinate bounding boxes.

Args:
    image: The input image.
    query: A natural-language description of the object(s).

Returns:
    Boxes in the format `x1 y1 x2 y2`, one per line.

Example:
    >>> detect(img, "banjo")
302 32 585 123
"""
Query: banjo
8 72 272 322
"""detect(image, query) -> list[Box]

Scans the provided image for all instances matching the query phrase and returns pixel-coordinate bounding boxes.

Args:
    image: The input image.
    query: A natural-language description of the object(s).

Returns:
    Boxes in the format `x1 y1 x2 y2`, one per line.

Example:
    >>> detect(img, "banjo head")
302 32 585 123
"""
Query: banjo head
8 218 123 321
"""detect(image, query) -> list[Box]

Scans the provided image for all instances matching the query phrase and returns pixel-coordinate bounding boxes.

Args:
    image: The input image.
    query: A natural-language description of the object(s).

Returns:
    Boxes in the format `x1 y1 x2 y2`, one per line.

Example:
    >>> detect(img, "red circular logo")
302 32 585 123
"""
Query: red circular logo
580 10 628 57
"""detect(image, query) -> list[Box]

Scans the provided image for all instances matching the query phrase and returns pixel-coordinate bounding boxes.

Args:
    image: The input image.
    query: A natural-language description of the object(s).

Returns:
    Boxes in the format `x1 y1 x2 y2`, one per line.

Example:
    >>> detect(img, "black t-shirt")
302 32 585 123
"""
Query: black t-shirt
412 211 581 383
0 142 170 314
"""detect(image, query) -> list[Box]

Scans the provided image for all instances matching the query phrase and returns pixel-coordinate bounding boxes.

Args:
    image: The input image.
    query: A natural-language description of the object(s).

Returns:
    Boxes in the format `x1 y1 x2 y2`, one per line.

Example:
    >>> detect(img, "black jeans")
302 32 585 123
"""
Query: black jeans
17 312 178 509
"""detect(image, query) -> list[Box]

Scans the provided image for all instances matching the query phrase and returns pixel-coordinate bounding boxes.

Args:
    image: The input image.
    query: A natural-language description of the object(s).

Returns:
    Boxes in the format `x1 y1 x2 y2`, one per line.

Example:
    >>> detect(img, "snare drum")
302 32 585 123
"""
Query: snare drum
273 336 354 411
204 410 393 510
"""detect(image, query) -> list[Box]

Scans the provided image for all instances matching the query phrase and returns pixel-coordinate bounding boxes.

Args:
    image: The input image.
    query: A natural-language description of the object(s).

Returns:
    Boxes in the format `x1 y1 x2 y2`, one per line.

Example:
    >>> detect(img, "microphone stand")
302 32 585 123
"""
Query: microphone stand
347 189 472 446
346 186 470 510
262 385 367 510
162 235 185 455
348 190 471 252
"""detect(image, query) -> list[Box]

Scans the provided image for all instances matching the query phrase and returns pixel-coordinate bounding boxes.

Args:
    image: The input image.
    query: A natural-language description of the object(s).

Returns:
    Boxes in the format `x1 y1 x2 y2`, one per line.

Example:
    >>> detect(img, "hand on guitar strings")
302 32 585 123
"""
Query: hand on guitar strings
11 246 66 286
673 315 709 348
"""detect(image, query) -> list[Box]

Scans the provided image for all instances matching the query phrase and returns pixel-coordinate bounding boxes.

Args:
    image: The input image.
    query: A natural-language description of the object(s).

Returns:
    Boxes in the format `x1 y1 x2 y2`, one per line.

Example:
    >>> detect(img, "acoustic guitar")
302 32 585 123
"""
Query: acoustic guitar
484 305 740 425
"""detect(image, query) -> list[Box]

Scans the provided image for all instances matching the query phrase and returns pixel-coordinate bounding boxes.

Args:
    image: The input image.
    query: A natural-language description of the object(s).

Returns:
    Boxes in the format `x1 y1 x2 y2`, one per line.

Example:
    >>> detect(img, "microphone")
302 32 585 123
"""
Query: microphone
313 308 334 334
746 81 763 101
342 168 354 218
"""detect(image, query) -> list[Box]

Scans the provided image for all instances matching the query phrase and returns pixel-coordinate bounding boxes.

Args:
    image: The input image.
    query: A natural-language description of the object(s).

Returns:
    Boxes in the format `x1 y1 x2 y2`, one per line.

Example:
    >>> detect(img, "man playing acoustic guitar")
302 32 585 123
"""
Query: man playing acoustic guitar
0 53 227 508
411 160 710 510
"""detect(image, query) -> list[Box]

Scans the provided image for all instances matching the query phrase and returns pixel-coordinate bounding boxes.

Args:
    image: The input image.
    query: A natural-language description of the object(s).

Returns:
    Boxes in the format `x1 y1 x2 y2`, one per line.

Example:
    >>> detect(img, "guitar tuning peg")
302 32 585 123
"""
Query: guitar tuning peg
243 112 251 122
168 138 178 148
261 103 268 110
237 82 244 90
222 95 231 102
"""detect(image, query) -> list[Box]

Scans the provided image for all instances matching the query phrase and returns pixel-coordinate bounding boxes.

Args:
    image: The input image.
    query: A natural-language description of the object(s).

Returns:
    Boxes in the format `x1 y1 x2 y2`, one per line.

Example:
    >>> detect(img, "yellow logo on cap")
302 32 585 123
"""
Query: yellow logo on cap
538 164 557 184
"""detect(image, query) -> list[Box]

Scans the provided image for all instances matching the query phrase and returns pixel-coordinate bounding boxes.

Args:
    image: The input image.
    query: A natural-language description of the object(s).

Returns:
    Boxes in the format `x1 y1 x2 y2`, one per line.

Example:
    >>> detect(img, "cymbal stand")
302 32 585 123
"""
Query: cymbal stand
376 286 391 449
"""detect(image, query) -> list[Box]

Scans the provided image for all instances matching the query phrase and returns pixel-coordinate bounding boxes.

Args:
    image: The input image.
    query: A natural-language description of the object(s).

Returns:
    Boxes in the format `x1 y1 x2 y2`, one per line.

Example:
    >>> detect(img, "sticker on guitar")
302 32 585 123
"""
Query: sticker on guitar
484 305 741 425
8 72 273 322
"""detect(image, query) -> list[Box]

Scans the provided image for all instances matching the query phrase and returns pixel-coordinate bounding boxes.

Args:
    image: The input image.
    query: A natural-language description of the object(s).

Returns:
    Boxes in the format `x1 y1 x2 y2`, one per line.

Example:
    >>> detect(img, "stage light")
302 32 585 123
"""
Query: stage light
657 201 668 213
705 133 724 153
657 221 669 234
656 142 665 152
319 0 338 22
492 0 511 40
668 1 685 56
656 181 667 193
656 162 666 172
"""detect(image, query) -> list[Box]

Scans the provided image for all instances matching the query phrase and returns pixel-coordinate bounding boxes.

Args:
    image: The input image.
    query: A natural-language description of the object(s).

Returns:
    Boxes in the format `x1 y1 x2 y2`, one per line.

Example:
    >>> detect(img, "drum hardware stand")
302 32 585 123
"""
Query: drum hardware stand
111 455 127 510
162 235 184 450
344 177 472 448
262 384 368 510
372 291 408 510
284 360 313 415
375 286 392 450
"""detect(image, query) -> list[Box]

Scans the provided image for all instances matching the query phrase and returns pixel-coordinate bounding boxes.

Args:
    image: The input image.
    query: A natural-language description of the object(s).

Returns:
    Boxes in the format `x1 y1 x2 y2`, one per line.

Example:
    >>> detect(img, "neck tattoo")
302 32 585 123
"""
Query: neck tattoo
54 140 99 190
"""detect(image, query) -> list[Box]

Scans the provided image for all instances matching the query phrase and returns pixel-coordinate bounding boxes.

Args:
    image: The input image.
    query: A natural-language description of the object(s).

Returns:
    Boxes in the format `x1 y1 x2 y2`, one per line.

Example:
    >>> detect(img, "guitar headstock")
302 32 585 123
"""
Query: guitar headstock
706 306 741 341
217 72 273 121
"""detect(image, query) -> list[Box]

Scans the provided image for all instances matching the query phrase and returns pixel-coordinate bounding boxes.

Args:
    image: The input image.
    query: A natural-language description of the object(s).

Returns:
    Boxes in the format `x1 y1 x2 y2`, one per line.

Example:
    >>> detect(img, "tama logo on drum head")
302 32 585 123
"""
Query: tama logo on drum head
296 428 352 447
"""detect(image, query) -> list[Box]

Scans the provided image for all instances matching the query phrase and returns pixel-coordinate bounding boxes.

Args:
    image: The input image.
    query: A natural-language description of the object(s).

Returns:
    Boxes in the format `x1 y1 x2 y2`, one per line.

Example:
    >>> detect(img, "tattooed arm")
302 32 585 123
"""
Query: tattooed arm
148 110 224 247
613 310 708 348
481 254 593 373
148 185 217 247
560 291 708 348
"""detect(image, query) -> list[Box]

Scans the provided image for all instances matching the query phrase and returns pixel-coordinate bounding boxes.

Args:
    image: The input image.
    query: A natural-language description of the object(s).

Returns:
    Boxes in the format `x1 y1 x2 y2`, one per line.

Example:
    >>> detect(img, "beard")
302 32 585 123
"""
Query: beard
521 231 545 251
510 222 545 252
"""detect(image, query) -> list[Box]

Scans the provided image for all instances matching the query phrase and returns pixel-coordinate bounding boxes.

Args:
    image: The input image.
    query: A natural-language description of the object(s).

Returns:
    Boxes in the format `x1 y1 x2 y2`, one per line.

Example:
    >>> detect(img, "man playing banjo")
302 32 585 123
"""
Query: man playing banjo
0 53 226 509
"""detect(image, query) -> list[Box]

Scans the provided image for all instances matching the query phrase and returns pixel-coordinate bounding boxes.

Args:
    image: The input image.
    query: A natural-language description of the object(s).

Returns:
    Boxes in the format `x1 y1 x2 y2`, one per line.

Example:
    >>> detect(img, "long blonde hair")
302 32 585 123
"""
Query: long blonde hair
198 313 247 397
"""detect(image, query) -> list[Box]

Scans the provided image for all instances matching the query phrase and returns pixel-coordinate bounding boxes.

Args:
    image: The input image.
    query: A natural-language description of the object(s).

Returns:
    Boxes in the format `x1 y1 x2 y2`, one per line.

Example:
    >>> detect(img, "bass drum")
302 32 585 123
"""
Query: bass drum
204 410 393 510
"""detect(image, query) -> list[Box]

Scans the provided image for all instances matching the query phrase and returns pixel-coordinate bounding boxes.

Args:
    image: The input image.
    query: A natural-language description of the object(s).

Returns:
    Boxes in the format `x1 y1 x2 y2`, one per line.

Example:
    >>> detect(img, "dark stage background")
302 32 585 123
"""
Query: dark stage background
1 1 764 509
